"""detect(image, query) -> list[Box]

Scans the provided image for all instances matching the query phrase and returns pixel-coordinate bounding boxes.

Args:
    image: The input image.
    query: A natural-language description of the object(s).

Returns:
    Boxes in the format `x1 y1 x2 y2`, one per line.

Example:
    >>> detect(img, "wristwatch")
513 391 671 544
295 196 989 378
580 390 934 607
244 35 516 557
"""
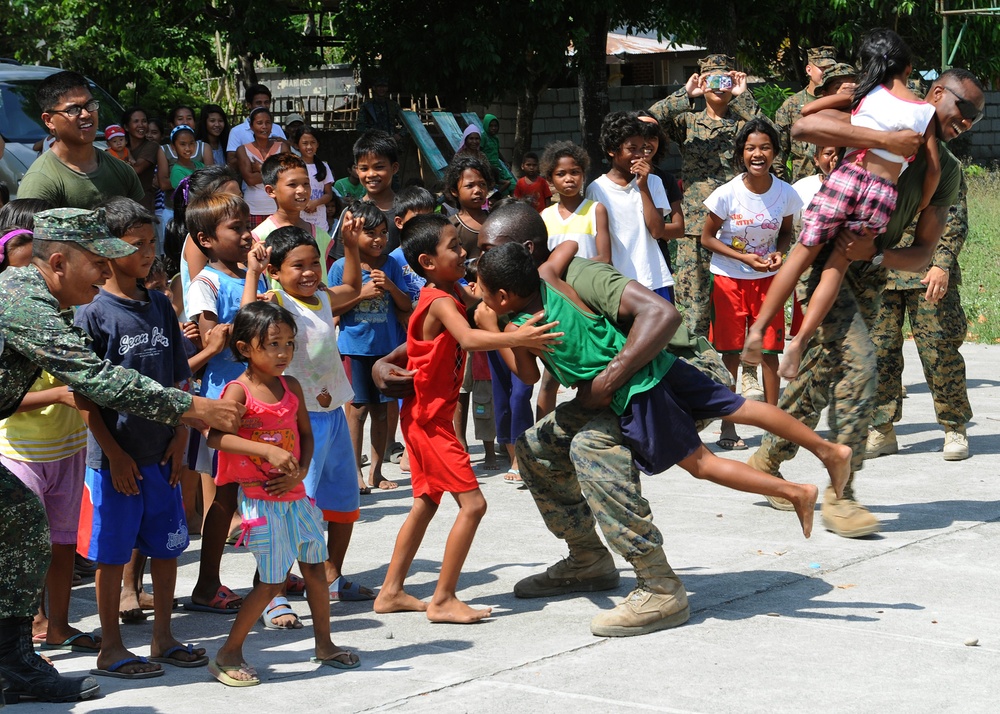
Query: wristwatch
870 249 884 267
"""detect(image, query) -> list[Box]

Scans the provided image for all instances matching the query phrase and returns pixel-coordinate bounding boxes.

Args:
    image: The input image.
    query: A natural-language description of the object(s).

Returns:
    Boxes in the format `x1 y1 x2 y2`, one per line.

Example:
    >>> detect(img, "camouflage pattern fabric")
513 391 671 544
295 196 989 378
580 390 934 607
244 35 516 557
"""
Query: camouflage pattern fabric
0 266 192 423
33 207 136 259
515 403 663 561
0 466 50 618
751 248 880 499
774 88 819 183
648 89 761 337
872 177 971 430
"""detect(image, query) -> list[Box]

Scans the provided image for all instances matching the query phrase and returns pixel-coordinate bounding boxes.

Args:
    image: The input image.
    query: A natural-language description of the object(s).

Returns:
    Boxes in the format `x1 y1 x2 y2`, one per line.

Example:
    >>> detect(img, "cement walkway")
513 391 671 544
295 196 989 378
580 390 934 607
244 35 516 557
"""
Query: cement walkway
25 341 1000 713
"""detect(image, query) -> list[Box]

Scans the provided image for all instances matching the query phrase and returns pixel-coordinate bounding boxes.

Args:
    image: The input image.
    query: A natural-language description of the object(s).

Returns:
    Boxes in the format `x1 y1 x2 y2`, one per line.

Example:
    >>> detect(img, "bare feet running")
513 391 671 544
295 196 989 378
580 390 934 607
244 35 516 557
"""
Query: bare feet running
820 442 853 499
426 596 492 624
790 483 819 538
374 590 427 613
370 475 398 490
777 338 805 380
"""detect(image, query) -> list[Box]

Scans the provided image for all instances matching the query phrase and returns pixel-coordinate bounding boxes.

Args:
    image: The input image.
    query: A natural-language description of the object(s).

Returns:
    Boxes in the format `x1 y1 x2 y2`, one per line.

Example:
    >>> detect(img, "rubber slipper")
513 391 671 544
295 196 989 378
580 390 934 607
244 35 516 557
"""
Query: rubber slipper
285 573 307 596
329 577 375 602
503 469 522 484
260 596 302 630
311 651 360 670
149 643 209 668
208 659 259 687
183 586 243 614
224 523 242 546
386 442 405 464
716 437 748 451
119 608 149 624
90 656 164 679
40 632 101 653
359 485 372 496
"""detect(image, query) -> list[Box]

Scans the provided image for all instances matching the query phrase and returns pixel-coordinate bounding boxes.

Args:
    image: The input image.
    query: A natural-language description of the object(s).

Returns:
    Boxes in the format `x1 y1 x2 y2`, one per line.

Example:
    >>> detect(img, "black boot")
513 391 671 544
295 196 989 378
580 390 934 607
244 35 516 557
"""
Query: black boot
0 618 99 704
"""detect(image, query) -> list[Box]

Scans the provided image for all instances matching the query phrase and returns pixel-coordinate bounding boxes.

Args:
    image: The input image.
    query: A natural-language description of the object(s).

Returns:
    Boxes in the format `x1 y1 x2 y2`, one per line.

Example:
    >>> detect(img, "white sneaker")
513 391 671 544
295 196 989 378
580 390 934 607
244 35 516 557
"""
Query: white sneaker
741 368 765 402
943 429 970 461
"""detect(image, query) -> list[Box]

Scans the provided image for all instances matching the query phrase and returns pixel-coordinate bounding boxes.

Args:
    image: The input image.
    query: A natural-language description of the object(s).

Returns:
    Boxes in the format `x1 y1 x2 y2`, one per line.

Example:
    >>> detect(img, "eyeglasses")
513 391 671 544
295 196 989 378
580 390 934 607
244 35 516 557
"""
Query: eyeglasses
941 86 983 125
49 99 100 118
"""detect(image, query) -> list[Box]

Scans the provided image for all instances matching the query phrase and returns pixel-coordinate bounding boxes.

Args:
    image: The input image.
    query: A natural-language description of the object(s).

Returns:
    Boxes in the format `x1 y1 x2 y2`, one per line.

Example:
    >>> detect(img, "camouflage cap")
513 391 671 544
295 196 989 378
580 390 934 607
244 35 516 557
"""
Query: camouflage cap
807 46 838 69
699 54 733 74
817 62 858 95
32 208 136 259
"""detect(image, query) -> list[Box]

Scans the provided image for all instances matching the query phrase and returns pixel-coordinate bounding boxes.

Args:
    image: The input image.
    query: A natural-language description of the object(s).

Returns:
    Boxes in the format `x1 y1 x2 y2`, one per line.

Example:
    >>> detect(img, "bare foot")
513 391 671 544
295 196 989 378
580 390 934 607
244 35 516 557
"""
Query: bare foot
790 483 819 538
778 339 804 380
820 442 853 499
95 645 162 676
314 642 360 668
374 590 427 613
742 330 764 366
426 596 492 624
370 475 398 490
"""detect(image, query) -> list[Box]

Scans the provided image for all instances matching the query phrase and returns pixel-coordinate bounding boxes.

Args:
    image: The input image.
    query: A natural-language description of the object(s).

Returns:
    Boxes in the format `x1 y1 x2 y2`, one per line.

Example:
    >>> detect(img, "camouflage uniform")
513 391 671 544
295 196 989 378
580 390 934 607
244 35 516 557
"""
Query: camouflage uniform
871 176 971 432
0 210 192 618
750 142 962 500
773 47 838 183
648 55 762 338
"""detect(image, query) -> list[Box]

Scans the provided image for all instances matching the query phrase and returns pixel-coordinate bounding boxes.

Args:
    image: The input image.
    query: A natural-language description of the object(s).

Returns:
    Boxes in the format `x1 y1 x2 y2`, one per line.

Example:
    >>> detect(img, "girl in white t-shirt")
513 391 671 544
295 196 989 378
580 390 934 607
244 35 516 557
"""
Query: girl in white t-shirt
701 118 801 449
294 126 335 234
744 29 940 380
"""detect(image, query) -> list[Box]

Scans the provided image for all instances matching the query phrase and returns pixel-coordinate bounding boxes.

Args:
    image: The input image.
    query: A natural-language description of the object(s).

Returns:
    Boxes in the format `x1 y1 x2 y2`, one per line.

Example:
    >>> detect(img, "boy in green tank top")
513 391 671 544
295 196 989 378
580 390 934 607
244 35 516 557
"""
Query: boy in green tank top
476 241 854 539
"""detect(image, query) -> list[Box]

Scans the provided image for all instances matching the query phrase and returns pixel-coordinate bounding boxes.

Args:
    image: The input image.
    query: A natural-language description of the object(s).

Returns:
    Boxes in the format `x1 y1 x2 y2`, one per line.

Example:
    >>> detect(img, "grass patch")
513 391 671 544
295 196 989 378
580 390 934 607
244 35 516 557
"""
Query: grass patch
960 168 1000 344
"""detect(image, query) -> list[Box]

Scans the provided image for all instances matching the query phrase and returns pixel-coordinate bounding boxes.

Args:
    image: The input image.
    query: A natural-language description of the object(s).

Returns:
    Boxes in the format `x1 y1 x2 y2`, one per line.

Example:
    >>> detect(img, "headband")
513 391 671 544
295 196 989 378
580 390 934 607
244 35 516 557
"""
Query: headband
0 228 32 264
170 124 195 143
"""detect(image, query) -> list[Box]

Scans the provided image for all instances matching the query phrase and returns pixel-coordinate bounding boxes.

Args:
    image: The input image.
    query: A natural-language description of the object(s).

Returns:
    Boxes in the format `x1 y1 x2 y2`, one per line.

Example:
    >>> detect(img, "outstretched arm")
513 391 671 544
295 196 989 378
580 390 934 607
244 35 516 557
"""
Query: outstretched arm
800 92 852 118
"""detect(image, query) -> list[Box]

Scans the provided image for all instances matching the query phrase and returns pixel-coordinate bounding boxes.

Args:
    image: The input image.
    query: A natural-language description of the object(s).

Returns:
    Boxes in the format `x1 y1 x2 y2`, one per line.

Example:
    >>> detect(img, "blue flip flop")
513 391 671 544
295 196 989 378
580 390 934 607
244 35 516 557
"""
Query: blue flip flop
149 643 209 668
39 632 101 653
90 656 164 679
260 596 302 630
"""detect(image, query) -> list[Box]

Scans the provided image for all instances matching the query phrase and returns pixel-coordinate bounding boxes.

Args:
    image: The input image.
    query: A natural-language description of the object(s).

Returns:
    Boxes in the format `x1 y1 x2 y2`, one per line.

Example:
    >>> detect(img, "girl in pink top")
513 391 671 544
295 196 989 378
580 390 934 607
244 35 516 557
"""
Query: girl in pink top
236 107 291 226
207 302 359 687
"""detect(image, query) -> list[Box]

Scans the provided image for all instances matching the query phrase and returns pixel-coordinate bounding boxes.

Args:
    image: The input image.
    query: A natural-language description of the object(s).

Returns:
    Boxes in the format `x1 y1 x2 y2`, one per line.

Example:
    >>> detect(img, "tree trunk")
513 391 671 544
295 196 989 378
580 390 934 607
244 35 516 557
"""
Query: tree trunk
237 52 258 93
576 10 611 181
513 86 540 173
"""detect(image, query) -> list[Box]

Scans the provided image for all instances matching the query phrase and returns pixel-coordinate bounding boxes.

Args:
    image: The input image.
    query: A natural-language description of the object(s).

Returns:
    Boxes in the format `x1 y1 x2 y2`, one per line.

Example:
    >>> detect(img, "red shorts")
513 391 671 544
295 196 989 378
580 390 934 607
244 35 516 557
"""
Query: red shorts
710 274 784 353
401 414 479 505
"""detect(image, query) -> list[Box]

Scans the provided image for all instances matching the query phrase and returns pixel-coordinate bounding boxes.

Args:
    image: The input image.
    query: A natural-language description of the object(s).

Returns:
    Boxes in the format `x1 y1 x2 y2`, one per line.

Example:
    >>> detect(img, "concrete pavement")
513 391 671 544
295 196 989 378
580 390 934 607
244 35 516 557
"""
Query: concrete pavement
24 341 1000 712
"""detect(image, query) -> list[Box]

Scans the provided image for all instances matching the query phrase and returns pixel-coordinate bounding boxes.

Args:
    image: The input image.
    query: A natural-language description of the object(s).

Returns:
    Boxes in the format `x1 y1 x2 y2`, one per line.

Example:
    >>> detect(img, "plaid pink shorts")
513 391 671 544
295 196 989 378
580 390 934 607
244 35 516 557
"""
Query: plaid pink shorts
798 161 898 247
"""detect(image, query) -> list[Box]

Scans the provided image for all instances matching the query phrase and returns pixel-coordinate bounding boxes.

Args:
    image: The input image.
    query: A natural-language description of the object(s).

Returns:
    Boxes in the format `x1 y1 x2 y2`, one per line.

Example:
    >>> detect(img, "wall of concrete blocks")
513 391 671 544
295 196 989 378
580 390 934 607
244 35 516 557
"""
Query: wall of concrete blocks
473 87 1000 171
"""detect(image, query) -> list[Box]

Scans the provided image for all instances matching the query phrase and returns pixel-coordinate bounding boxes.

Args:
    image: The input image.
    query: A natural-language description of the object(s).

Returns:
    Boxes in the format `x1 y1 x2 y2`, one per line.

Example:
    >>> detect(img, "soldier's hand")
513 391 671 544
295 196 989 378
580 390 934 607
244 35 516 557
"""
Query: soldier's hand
182 396 245 434
686 73 704 98
882 130 923 160
921 266 949 303
574 377 613 410
730 71 749 96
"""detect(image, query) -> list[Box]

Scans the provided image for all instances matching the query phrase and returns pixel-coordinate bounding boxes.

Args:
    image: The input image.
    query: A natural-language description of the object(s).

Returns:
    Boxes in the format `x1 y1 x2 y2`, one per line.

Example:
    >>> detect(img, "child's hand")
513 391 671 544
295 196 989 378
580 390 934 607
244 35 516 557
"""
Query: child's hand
181 321 202 349
109 452 142 496
246 243 270 275
474 301 500 332
264 471 300 497
266 447 301 479
161 427 188 486
370 269 393 291
742 253 772 272
685 73 704 98
360 280 383 300
303 200 317 214
340 210 364 252
764 251 784 270
511 312 563 352
835 82 856 96
630 157 651 186
203 323 231 356
730 71 748 96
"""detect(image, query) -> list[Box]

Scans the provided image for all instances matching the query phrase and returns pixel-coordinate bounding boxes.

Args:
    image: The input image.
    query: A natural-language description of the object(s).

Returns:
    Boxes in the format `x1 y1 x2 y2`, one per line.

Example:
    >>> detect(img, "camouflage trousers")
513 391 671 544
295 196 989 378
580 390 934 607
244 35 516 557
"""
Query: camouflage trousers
514 403 662 561
751 277 878 499
0 464 51 618
871 285 972 431
674 234 714 338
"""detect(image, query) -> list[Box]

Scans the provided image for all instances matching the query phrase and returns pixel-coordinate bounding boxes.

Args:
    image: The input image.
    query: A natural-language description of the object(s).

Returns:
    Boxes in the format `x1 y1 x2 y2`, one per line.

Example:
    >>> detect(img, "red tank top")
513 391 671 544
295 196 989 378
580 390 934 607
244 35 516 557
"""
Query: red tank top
216 376 304 501
402 286 467 426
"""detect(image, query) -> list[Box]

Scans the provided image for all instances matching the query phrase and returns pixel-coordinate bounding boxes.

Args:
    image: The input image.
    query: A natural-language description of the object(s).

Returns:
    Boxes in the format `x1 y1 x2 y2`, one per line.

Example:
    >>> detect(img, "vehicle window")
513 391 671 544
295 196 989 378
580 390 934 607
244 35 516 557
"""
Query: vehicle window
0 80 123 143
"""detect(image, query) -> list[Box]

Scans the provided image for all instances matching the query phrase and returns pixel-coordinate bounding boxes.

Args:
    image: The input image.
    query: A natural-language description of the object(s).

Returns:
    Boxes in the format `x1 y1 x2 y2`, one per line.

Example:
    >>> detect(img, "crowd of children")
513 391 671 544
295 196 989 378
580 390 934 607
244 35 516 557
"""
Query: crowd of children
0 26 973 694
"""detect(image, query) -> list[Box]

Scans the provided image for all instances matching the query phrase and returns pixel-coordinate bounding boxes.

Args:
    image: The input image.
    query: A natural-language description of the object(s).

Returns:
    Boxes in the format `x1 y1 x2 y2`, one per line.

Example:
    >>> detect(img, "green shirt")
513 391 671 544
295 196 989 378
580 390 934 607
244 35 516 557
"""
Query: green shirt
333 177 366 201
18 149 144 209
513 281 676 416
0 265 192 423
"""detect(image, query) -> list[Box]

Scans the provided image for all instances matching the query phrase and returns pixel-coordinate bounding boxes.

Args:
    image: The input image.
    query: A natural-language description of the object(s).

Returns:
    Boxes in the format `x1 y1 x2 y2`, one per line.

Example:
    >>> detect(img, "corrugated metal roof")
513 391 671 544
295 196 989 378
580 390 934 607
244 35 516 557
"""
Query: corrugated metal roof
606 33 705 56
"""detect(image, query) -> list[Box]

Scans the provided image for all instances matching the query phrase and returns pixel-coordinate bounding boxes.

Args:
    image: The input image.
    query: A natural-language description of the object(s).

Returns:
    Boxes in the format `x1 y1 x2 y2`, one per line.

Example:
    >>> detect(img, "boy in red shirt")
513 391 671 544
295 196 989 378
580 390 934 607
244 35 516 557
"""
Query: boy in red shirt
372 214 560 623
513 152 552 213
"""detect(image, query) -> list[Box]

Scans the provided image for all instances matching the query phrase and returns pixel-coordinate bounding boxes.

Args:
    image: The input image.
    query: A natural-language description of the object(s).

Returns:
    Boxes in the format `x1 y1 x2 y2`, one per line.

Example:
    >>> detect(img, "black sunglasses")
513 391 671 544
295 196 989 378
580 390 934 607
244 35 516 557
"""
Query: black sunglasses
941 86 983 125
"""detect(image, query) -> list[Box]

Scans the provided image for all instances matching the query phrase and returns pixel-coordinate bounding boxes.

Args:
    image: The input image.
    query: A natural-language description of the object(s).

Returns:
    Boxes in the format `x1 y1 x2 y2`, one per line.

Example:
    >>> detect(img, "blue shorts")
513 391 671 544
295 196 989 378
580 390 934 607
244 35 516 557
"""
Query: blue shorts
82 462 189 565
653 285 674 303
620 359 745 475
238 493 327 583
304 409 360 521
345 355 392 405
